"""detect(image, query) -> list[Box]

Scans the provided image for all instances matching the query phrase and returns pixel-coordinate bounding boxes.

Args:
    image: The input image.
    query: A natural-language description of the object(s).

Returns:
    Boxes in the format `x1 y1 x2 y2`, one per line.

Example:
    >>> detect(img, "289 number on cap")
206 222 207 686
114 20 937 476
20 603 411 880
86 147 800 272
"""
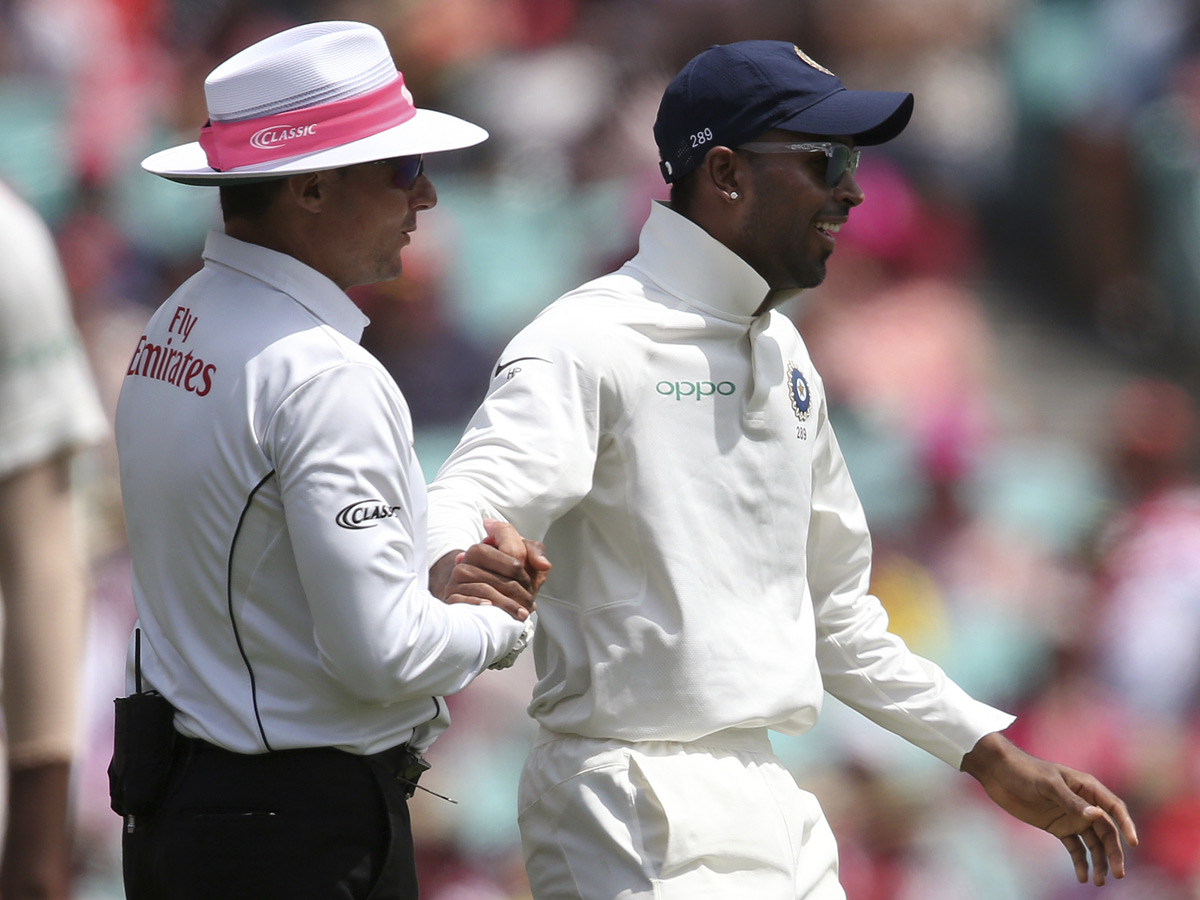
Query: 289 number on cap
690 128 714 148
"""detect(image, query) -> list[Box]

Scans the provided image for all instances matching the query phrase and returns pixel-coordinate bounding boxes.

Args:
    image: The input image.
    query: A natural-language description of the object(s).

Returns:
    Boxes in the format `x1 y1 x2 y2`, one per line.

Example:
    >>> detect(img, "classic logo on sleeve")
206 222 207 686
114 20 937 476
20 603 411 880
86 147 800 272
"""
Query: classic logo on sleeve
336 499 402 530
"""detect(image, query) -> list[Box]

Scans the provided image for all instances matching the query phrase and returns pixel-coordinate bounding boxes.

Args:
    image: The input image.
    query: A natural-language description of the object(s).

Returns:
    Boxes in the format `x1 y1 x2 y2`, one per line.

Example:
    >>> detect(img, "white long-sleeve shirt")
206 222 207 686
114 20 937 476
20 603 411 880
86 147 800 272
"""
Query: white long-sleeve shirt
428 201 1013 767
0 181 107 476
0 181 107 766
115 231 523 755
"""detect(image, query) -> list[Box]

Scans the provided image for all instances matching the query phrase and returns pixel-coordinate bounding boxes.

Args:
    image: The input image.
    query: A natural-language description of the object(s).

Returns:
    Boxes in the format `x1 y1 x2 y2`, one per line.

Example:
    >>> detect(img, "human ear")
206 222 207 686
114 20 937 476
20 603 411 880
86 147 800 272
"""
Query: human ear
288 171 325 213
702 147 743 202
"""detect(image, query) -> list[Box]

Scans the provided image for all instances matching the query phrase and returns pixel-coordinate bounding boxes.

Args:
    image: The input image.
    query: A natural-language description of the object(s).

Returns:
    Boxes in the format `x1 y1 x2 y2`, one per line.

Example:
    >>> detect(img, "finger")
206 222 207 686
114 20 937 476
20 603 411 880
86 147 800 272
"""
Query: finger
524 539 552 572
1060 835 1090 885
445 585 530 620
1081 827 1108 886
460 543 533 590
440 592 489 606
445 568 533 616
453 560 535 597
1042 770 1123 849
448 563 536 613
1083 807 1126 880
1046 769 1105 825
483 518 526 559
1091 792 1139 849
1117 805 1139 848
1072 773 1138 862
525 541 551 595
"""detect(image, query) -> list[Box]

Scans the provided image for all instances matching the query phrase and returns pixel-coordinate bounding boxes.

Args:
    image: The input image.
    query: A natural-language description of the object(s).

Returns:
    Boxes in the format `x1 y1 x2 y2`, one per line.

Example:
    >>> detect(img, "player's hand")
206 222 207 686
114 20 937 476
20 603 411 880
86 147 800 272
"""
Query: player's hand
438 520 551 621
480 517 551 599
961 732 1138 886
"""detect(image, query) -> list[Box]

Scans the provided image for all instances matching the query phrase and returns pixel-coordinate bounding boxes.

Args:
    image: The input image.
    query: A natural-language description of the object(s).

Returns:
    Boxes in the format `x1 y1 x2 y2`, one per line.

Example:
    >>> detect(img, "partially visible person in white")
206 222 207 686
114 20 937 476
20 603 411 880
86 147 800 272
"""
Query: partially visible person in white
116 21 547 900
428 40 1138 900
1097 377 1200 720
0 178 108 900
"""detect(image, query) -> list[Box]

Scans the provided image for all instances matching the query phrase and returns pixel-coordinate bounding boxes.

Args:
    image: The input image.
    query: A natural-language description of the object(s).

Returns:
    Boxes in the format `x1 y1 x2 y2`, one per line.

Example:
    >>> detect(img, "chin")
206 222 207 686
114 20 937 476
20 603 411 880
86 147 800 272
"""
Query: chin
792 266 826 291
377 257 405 284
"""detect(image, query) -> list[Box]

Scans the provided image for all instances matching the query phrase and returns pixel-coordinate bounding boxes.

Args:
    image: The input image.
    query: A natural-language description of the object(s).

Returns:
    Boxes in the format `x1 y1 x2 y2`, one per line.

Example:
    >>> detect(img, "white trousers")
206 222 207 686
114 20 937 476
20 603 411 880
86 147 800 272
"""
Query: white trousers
517 728 845 900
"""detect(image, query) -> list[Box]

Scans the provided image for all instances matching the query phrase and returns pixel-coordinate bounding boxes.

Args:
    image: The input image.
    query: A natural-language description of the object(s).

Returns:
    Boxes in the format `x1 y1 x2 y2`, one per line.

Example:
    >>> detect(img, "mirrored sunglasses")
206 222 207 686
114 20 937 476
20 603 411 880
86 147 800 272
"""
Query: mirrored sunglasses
736 141 860 187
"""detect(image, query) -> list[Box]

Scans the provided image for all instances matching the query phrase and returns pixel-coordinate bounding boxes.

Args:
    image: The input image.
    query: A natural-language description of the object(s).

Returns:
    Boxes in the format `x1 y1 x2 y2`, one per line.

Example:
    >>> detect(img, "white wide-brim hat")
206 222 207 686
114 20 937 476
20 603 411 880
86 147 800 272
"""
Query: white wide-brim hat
142 20 487 185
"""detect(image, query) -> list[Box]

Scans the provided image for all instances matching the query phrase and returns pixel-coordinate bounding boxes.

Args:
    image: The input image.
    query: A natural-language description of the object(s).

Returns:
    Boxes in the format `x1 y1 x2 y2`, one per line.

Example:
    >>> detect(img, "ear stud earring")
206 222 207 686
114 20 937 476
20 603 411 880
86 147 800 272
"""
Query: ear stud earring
730 191 739 200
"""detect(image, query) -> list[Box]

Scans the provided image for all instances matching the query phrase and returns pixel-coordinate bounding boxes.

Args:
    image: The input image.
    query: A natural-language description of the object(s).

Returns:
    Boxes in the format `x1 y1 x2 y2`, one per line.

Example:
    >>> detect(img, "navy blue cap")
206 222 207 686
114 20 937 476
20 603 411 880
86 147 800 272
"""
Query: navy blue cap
654 40 914 183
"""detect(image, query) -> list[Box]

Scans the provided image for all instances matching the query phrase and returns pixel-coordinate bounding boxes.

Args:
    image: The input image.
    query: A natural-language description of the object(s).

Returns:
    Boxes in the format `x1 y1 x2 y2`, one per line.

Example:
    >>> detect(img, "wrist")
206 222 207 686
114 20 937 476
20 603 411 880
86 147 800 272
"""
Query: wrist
960 730 1016 778
429 550 464 600
489 613 535 670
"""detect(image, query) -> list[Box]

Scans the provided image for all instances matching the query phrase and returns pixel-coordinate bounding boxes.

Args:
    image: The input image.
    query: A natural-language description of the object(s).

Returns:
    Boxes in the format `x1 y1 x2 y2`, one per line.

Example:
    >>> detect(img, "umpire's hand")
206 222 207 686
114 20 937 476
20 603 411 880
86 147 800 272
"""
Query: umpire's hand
433 519 551 621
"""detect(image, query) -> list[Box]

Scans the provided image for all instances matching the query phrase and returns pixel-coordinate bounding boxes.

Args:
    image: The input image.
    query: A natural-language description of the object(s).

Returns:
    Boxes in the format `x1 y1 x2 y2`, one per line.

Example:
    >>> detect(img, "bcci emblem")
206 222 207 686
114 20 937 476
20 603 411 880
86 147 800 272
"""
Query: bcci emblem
794 46 836 78
788 362 811 422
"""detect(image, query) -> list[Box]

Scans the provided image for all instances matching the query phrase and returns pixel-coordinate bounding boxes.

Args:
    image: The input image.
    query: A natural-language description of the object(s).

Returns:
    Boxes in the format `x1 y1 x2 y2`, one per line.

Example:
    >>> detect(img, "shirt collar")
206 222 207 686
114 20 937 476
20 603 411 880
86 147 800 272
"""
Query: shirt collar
202 231 370 342
627 201 796 321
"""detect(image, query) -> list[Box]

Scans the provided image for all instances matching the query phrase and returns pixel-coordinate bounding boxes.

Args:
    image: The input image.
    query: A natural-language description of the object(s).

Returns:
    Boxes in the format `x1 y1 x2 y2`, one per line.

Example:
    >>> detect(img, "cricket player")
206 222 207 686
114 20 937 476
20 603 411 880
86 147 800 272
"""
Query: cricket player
113 21 547 900
0 179 108 900
427 40 1138 899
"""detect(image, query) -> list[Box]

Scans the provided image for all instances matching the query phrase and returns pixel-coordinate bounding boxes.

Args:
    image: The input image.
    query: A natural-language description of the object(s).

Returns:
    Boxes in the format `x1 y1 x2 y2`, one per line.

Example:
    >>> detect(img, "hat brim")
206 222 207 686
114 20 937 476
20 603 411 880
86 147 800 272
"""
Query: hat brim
142 108 488 185
776 89 914 147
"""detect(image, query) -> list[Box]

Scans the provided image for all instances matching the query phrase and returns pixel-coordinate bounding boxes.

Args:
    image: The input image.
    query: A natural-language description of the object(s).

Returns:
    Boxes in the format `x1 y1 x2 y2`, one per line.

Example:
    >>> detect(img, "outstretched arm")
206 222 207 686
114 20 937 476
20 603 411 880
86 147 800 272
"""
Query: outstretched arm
961 731 1139 886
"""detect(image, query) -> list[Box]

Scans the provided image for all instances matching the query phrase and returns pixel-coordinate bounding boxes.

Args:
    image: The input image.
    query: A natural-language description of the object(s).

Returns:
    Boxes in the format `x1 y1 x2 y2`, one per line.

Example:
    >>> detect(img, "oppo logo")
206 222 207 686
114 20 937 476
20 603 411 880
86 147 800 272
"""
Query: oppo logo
336 500 401 530
249 124 316 149
656 380 736 400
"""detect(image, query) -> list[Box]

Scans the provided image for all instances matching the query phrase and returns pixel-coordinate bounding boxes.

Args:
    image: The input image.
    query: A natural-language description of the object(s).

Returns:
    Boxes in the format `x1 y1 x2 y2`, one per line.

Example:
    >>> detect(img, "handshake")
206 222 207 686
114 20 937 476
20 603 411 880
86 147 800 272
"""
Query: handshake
431 519 550 668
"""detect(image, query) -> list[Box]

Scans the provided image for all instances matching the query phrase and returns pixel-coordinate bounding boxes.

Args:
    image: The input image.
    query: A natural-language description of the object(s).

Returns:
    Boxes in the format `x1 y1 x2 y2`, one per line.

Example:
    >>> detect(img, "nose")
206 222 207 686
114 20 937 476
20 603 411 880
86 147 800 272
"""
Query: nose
409 174 437 211
834 171 865 208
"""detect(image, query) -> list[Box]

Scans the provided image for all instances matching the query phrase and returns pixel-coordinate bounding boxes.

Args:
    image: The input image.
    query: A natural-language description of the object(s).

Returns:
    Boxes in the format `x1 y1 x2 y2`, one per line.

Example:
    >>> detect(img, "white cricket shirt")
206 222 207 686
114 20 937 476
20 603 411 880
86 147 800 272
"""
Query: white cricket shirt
115 231 523 755
429 202 1014 767
0 182 107 477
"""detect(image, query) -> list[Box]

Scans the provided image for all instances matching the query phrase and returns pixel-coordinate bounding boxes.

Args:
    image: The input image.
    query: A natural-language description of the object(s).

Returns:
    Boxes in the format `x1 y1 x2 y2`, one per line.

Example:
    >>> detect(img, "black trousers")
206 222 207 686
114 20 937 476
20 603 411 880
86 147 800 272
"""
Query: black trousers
122 737 419 900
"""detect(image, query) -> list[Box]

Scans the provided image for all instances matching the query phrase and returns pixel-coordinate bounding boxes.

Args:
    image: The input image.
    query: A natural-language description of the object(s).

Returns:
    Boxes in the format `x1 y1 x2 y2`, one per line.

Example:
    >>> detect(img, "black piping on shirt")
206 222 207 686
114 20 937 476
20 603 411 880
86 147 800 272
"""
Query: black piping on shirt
227 470 276 752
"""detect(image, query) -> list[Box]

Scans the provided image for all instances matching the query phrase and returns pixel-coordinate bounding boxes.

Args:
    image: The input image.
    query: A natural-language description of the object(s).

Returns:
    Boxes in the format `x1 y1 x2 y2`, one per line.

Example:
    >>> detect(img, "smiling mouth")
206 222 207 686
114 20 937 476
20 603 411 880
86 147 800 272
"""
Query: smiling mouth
813 221 842 237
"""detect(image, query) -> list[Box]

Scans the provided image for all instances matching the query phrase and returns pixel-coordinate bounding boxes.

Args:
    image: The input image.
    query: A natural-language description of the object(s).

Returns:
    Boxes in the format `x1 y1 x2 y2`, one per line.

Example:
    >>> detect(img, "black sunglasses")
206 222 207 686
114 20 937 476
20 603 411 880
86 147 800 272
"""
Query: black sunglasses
736 141 860 188
369 154 425 190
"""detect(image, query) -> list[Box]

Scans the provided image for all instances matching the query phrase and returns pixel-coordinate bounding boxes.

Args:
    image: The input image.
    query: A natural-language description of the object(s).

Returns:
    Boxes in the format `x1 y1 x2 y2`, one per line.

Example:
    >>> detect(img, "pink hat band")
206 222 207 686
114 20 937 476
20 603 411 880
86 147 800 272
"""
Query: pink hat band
198 74 417 172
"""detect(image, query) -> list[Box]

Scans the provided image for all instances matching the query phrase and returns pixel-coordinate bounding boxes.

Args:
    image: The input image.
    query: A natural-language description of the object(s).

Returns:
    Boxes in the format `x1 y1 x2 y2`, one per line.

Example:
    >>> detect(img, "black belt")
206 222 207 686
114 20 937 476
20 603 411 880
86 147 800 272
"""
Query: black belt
180 736 430 798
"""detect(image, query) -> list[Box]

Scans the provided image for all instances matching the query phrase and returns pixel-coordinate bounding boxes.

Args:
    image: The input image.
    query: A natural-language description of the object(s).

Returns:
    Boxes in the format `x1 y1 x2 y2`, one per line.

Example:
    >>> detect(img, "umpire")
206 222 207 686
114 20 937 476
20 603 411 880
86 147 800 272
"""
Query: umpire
112 20 545 900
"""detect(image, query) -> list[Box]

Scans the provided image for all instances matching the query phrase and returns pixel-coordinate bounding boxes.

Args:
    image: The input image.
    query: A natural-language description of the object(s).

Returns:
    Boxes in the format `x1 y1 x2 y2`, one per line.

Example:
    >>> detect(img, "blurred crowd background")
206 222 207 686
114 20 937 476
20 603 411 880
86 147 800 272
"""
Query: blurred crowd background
3 0 1200 897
